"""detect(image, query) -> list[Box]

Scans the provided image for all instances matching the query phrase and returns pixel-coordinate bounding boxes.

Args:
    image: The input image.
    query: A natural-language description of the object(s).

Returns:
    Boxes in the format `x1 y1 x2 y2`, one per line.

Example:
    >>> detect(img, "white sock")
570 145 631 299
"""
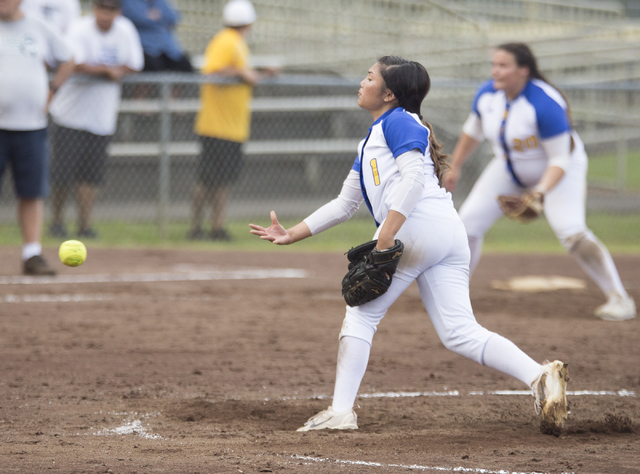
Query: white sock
331 336 371 412
482 334 541 387
570 233 628 299
22 242 42 261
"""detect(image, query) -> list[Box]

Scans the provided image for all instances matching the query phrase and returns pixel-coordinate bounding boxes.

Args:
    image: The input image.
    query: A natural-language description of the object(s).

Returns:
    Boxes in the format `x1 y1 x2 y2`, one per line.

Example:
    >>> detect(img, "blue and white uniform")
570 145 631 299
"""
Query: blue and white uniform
458 78 629 305
303 107 542 393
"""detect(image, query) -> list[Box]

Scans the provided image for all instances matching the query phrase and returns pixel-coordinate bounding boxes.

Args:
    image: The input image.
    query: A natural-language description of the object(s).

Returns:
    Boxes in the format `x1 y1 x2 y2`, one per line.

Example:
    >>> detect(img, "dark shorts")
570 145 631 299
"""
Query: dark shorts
50 124 110 187
0 128 49 199
197 136 244 188
143 52 193 72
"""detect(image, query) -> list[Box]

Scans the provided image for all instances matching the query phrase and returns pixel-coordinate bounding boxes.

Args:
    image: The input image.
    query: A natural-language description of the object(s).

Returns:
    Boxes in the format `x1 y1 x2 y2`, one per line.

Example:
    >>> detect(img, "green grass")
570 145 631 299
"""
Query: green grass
0 218 378 253
483 214 640 254
1 213 639 254
588 149 640 190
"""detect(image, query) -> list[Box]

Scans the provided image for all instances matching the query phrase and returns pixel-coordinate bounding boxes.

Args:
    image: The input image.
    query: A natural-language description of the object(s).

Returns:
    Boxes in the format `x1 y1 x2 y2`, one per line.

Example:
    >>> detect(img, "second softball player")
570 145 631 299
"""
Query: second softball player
445 42 635 322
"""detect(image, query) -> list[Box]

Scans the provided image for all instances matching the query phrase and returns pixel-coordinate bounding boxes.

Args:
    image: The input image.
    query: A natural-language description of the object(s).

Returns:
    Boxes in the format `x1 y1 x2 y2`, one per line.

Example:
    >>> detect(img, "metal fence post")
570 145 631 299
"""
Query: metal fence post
616 116 628 194
158 78 172 238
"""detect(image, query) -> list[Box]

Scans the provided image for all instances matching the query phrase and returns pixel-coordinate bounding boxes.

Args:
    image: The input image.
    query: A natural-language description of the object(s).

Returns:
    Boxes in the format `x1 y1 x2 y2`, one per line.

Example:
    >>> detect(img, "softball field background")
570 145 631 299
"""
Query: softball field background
0 246 638 473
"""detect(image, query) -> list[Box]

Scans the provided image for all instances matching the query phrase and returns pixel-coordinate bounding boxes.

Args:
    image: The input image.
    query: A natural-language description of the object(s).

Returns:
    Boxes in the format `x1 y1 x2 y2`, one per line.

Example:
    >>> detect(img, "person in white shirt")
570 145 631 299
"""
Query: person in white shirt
20 0 81 34
445 42 635 322
0 0 74 275
249 56 570 435
48 0 143 238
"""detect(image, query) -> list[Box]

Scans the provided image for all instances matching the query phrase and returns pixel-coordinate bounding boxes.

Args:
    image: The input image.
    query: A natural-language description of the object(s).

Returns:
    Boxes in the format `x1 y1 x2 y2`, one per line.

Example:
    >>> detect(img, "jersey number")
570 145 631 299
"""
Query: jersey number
370 159 381 186
513 135 539 152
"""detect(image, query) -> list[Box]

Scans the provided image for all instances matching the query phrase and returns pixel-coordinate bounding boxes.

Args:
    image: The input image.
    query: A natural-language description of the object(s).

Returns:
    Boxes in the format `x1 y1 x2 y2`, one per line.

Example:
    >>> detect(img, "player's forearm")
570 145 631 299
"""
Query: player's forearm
450 133 481 171
50 59 76 91
75 63 111 77
285 222 312 244
534 165 565 194
377 210 406 251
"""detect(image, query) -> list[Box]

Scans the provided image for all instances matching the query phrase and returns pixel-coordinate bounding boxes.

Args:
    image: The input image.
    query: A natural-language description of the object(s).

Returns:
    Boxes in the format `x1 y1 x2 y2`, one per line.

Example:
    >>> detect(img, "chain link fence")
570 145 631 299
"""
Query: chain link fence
1 73 638 241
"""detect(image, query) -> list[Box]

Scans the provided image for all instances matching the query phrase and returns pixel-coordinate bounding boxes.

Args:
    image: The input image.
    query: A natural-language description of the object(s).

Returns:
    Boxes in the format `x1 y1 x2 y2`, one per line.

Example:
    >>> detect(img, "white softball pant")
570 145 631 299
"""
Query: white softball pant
339 200 495 364
459 149 589 272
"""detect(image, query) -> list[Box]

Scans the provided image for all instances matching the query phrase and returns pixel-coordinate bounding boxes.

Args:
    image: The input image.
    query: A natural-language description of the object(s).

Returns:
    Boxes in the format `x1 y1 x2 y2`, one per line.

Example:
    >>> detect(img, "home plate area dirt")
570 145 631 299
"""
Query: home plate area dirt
0 247 639 473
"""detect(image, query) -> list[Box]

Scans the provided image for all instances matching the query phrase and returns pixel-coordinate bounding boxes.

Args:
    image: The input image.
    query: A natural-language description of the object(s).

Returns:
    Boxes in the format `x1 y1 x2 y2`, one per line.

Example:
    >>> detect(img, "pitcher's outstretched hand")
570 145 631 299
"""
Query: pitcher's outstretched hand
249 211 292 245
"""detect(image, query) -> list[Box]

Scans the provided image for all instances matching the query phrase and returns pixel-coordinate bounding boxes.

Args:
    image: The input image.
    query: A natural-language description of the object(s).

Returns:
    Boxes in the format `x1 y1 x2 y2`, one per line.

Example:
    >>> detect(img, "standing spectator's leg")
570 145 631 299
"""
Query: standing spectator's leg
77 183 97 237
211 187 231 240
209 139 243 241
49 124 71 238
189 136 214 240
75 131 109 238
10 129 56 275
50 186 69 237
18 198 44 248
189 183 208 240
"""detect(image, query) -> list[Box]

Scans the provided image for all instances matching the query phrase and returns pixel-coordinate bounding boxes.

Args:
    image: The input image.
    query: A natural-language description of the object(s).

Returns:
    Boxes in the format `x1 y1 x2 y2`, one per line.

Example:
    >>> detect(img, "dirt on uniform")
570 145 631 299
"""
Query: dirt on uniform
0 247 638 473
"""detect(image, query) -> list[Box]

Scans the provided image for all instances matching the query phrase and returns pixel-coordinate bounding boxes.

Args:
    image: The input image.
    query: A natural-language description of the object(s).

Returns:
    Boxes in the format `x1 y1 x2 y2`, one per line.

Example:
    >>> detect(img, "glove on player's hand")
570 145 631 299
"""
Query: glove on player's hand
498 192 544 223
341 239 404 307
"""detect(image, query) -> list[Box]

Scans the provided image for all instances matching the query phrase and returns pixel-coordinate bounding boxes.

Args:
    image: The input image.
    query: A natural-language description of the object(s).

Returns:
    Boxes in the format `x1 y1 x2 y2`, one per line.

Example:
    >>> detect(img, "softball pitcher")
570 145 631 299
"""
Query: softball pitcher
250 56 569 434
445 42 635 322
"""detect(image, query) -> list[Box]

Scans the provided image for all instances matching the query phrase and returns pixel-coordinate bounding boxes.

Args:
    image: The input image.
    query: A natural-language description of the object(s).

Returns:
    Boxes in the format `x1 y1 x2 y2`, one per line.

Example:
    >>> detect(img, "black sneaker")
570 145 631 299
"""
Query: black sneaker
48 223 68 238
23 255 56 276
77 228 98 239
210 228 232 241
187 228 207 241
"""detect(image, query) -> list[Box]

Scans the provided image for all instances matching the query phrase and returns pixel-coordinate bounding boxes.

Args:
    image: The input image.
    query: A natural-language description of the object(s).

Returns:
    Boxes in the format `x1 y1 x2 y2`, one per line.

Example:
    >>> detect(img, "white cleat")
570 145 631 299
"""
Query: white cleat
531 360 570 435
595 294 636 321
296 406 358 432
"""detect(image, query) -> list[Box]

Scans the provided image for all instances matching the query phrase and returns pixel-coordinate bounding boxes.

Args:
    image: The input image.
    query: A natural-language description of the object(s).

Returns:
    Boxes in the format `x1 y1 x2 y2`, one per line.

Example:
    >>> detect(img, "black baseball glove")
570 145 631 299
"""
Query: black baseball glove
341 239 404 307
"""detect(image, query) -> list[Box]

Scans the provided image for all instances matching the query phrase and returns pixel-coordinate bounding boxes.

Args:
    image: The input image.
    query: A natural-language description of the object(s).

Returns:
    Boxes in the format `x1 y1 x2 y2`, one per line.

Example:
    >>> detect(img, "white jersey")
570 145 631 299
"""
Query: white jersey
352 107 448 226
0 15 72 131
49 15 144 136
20 0 81 34
463 78 584 187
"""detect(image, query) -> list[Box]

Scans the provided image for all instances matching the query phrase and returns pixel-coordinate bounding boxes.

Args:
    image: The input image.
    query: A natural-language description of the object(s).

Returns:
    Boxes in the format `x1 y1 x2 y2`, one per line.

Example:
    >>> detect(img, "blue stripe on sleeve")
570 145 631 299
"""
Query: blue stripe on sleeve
351 155 360 172
523 82 570 139
381 109 429 158
471 79 495 116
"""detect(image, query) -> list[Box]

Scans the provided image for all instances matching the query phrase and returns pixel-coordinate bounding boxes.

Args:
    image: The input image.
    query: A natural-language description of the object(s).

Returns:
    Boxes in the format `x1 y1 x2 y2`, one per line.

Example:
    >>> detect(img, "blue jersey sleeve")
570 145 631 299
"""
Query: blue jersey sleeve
380 110 429 158
524 82 571 139
471 80 495 116
351 155 361 172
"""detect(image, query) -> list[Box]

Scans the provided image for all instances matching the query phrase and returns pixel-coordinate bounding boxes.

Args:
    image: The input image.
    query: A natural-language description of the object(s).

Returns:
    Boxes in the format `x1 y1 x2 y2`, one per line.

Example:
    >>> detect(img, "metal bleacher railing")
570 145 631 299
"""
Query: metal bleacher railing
1 72 637 238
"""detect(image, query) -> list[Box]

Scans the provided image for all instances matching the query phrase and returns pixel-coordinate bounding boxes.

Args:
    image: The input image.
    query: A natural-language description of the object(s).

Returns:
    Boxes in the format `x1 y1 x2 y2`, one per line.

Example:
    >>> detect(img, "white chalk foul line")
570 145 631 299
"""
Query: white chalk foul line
357 389 636 398
1 293 115 303
292 455 569 474
270 389 635 402
0 268 307 285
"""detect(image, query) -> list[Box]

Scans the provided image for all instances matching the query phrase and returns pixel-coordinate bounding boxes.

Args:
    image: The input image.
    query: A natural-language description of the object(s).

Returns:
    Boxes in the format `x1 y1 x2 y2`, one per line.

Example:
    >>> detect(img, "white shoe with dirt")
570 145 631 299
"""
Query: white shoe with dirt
296 406 358 432
595 294 636 321
531 360 570 435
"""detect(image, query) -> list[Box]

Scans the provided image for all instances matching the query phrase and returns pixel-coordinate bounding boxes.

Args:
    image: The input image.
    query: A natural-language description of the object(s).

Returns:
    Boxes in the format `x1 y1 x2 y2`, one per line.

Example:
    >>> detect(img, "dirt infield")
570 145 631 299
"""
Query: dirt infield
1 246 639 474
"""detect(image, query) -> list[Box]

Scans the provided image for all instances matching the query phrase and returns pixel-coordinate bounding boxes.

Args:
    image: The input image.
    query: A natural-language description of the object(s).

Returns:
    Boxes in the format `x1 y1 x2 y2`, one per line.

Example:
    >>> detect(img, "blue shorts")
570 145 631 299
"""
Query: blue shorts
0 128 49 199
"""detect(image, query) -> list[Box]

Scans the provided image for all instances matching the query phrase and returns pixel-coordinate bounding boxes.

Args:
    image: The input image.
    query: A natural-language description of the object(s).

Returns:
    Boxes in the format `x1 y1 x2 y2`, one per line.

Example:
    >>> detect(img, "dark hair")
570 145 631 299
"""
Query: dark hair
94 0 121 8
377 55 448 185
496 42 572 127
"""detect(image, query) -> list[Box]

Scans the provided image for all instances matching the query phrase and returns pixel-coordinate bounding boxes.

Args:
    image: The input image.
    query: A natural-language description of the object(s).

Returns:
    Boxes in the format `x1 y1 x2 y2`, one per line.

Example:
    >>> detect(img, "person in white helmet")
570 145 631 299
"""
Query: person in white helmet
189 0 278 241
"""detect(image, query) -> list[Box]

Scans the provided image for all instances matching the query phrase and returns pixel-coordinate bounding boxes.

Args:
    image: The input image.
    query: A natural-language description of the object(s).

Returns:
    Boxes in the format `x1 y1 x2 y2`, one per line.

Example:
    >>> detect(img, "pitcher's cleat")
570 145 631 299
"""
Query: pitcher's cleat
531 360 570 436
296 406 358 432
595 294 636 321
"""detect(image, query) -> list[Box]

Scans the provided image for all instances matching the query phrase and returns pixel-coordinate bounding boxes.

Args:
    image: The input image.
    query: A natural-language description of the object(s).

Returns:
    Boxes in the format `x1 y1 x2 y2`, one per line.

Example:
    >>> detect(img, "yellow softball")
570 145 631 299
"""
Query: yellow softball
59 240 87 267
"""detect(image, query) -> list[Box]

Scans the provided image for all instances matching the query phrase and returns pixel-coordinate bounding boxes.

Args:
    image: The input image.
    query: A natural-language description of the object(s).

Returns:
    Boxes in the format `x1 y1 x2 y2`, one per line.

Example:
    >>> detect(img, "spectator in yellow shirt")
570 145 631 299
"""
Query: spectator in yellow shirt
189 0 276 241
